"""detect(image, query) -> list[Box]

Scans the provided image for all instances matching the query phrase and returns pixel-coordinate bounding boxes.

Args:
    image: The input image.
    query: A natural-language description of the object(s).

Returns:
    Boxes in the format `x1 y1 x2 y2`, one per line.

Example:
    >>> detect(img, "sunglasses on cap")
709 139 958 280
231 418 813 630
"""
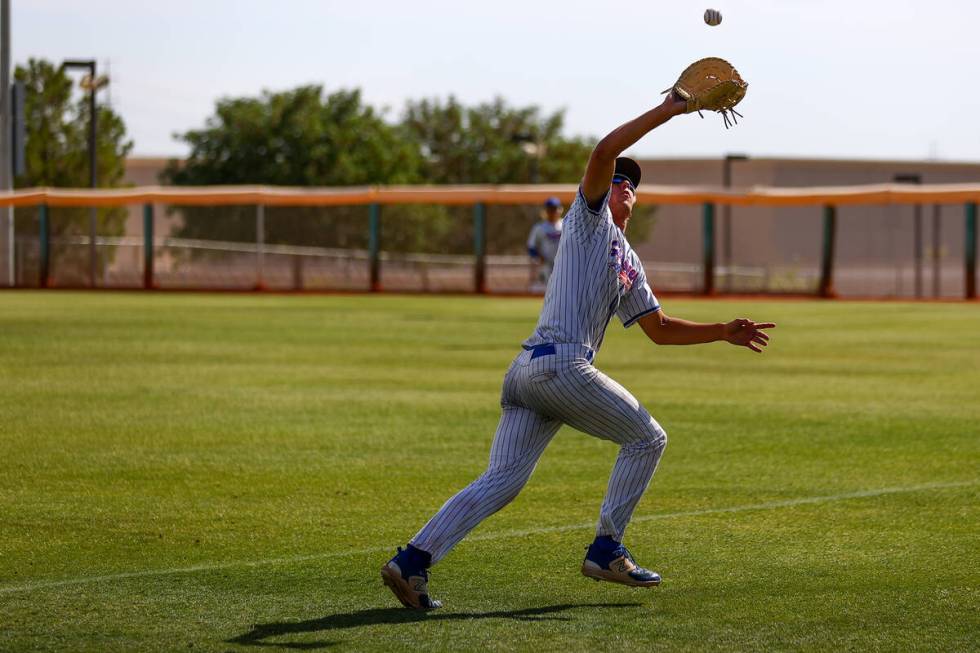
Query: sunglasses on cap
611 175 636 193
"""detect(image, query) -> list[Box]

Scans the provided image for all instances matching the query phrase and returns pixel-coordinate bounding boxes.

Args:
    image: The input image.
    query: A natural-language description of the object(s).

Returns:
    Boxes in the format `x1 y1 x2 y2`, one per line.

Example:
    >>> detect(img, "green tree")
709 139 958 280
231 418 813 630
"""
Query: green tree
163 86 422 249
399 96 655 252
166 86 423 186
398 96 596 254
13 58 133 283
402 96 592 185
164 87 654 256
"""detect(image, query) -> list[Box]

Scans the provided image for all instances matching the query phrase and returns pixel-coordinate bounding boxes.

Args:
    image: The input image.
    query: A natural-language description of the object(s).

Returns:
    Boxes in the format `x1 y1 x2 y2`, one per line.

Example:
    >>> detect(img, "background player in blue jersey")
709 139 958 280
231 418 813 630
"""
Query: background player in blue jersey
382 90 776 610
527 197 564 292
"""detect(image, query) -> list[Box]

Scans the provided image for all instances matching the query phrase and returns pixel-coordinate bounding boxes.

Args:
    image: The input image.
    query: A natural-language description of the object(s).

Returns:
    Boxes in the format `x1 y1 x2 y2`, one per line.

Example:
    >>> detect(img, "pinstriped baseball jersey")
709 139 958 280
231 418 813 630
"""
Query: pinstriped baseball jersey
523 188 661 355
408 185 669 565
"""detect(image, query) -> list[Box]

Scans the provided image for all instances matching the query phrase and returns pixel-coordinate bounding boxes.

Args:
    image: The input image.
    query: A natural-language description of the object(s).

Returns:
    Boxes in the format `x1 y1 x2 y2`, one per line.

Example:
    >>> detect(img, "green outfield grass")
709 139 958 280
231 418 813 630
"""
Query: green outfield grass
1 292 978 652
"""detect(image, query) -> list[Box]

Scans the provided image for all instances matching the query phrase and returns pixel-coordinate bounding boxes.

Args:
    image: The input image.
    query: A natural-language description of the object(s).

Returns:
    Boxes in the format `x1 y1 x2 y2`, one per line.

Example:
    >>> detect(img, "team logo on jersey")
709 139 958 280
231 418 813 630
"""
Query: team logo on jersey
608 240 638 291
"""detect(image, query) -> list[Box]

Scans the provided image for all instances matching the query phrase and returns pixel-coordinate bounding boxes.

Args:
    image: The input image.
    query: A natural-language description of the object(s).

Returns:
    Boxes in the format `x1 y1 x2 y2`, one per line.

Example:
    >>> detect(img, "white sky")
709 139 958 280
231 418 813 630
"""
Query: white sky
11 0 980 162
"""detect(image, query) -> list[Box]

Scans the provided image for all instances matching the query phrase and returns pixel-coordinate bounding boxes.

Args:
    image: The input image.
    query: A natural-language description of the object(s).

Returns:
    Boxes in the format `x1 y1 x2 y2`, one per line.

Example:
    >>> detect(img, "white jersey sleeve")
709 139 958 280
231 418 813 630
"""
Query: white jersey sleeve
567 188 611 245
616 253 661 328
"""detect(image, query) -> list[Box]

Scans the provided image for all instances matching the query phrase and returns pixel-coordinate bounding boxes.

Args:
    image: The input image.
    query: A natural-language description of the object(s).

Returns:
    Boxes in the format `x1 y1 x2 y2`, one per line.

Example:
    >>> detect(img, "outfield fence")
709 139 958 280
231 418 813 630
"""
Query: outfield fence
0 184 977 298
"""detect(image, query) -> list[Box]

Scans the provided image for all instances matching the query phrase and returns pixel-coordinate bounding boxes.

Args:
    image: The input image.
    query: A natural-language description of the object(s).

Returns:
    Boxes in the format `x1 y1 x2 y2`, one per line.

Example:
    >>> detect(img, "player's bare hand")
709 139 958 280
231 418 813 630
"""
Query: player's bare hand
661 90 688 116
723 318 776 353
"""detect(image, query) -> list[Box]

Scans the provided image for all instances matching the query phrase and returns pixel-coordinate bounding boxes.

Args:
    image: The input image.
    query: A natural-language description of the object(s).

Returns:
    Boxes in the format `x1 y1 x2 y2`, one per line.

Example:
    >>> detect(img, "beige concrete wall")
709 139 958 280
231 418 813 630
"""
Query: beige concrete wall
631 158 979 294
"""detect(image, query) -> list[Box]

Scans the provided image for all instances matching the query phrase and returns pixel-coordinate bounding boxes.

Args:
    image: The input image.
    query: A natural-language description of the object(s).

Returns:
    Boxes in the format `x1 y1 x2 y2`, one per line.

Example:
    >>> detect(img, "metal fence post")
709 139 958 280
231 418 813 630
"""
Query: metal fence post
702 202 715 295
474 202 487 294
88 207 97 288
39 203 49 288
369 203 381 292
932 204 941 298
914 202 923 298
967 202 977 300
143 203 154 289
255 203 265 290
0 0 10 285
819 205 837 298
292 255 303 291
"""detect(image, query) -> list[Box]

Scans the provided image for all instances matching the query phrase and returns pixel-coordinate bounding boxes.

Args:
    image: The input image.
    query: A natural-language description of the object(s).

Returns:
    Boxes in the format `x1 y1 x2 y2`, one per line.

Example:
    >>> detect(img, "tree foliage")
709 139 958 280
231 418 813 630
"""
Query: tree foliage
163 87 423 250
401 96 592 184
398 97 655 250
399 96 597 253
160 88 656 255
13 58 133 283
165 87 421 187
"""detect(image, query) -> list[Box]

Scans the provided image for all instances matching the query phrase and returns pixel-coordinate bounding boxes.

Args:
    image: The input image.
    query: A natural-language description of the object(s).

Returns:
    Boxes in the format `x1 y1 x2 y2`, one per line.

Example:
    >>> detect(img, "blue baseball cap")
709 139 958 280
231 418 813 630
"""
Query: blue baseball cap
544 197 562 209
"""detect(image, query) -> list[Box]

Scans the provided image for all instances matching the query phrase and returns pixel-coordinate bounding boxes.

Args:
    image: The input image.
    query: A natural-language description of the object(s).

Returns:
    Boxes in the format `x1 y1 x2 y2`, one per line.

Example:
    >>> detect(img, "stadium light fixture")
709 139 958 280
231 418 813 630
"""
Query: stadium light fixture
61 59 105 287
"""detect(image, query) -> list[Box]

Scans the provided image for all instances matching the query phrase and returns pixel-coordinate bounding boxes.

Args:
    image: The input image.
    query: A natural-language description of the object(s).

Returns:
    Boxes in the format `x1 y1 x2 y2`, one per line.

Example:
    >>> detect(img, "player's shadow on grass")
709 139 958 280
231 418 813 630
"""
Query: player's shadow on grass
227 602 640 649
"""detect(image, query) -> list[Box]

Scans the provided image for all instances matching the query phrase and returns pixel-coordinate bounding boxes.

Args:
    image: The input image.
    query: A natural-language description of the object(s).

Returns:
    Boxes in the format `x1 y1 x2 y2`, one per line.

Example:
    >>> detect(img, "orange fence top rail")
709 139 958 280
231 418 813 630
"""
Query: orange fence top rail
1 183 980 208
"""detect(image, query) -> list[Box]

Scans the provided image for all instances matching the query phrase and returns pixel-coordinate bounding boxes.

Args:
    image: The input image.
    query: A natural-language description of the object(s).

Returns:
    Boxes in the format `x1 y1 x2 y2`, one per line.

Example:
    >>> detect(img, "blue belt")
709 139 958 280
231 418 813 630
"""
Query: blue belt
523 343 557 359
522 343 594 362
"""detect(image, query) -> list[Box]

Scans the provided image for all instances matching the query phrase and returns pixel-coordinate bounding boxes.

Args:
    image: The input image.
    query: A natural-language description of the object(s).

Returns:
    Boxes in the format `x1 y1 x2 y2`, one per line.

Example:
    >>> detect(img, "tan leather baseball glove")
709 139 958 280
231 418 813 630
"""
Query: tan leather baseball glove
663 57 748 128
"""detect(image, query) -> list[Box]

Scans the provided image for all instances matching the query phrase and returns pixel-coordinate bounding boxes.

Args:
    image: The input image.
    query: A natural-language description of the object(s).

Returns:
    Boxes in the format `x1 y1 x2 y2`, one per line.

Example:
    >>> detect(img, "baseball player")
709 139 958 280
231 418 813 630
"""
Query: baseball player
381 90 775 610
527 197 564 291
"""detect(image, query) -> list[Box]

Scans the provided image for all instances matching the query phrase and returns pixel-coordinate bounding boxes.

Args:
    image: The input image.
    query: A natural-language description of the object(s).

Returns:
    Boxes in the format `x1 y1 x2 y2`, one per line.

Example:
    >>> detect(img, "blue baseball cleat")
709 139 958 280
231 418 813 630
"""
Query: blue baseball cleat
381 546 443 610
581 537 662 587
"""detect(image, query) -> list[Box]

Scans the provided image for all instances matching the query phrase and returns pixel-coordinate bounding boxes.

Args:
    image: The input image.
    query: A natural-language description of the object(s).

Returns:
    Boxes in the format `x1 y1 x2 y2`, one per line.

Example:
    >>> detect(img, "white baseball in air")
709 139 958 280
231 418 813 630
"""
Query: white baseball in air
704 8 722 26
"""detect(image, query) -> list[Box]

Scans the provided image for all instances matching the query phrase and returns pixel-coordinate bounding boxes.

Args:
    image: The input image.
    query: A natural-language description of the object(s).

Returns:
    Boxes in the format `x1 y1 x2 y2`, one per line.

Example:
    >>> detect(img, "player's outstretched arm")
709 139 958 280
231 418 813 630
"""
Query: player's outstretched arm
581 92 688 208
638 311 776 353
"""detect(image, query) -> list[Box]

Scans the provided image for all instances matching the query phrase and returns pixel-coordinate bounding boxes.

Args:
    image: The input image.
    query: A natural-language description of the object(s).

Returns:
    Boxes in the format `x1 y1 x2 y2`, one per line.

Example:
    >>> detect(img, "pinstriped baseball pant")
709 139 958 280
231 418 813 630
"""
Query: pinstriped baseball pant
411 344 667 564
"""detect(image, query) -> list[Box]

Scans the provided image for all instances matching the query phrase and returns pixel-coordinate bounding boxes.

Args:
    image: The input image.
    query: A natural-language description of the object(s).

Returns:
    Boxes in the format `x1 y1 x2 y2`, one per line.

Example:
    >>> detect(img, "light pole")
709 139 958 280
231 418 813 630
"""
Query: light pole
61 60 106 287
1 0 12 286
722 154 748 292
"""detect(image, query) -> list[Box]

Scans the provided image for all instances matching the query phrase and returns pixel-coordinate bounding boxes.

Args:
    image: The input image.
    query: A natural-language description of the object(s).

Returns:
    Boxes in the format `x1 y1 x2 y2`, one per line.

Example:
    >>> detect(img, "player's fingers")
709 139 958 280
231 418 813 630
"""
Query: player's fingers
753 330 770 341
746 341 762 353
754 322 776 329
751 335 768 347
